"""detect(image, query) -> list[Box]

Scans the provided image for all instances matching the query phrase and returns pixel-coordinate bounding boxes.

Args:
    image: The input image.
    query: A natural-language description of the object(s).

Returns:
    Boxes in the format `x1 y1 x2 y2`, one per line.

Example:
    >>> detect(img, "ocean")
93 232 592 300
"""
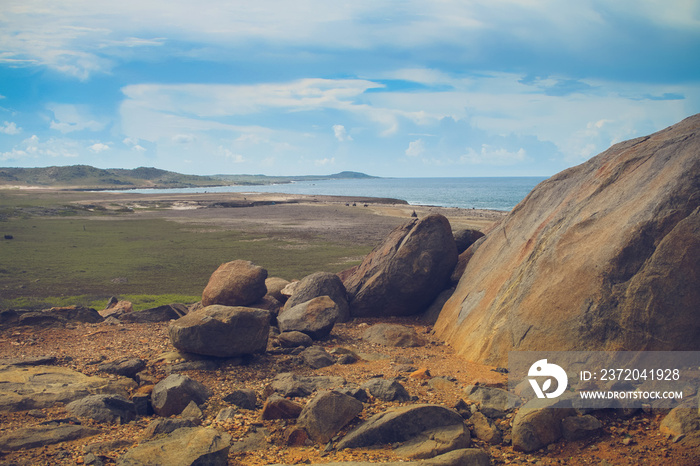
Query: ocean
116 177 546 211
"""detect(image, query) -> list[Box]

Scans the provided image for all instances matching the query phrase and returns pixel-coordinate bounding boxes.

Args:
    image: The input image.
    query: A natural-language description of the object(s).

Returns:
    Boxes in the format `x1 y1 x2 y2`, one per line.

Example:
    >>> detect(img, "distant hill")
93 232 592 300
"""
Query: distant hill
212 171 377 185
0 165 378 189
0 165 225 189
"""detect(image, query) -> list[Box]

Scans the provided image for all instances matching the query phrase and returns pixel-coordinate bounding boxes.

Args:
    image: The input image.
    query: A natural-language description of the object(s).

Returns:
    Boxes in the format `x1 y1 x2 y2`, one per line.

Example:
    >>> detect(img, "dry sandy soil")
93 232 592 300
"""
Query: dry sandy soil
69 190 505 243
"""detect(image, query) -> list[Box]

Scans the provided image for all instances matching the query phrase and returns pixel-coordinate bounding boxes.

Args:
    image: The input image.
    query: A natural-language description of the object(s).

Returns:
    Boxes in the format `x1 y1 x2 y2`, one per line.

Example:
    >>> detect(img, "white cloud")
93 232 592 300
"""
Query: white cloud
315 157 335 166
0 121 21 135
88 142 110 153
405 139 426 157
172 134 196 144
333 124 352 142
48 104 105 133
98 37 166 48
217 146 245 163
121 79 383 117
1 135 80 160
123 137 146 152
461 145 527 165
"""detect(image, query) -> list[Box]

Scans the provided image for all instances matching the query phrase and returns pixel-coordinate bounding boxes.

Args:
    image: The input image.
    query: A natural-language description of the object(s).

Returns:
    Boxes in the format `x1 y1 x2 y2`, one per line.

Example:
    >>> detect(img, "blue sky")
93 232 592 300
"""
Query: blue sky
1 1 699 177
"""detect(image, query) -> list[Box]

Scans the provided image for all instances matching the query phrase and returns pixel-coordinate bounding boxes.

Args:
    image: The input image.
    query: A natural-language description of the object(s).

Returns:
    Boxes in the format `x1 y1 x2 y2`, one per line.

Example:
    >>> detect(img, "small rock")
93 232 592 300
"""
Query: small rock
297 390 364 444
300 346 335 369
151 374 213 417
265 277 291 303
266 372 346 398
337 354 358 365
278 331 313 348
464 384 521 418
215 407 238 422
659 402 700 437
96 358 146 379
361 378 410 402
181 400 203 424
409 368 432 379
283 426 310 446
119 304 185 323
143 418 197 439
561 415 603 441
362 323 426 347
261 394 304 420
223 389 257 410
469 411 502 444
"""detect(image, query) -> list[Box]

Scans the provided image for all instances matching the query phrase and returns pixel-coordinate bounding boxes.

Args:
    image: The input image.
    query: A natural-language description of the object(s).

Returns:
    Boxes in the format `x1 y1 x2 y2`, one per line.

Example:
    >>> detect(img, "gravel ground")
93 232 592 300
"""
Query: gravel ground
1 317 698 466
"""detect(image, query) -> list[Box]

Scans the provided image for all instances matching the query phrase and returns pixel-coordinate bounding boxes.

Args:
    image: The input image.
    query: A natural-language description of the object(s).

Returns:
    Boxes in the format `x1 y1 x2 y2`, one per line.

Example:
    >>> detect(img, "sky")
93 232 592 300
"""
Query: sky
1 1 699 178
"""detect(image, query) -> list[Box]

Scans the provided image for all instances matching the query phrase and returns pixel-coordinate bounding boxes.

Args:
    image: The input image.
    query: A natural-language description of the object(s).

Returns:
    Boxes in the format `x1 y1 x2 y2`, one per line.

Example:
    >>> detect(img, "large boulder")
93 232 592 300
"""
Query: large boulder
168 305 270 357
201 260 268 307
270 449 490 466
393 423 471 460
66 394 137 424
343 214 458 317
435 114 700 365
0 424 101 452
278 296 341 340
283 272 350 321
0 364 135 412
337 404 466 450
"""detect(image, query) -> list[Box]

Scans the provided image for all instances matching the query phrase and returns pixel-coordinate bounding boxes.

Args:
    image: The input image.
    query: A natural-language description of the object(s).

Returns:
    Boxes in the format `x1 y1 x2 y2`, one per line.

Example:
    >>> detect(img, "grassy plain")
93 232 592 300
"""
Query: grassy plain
0 190 377 310
1 188 503 311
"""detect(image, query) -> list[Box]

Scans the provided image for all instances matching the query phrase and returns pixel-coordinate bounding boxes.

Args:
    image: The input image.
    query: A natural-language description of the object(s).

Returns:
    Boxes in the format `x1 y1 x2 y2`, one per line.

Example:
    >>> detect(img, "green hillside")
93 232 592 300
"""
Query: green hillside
0 165 225 189
0 165 377 189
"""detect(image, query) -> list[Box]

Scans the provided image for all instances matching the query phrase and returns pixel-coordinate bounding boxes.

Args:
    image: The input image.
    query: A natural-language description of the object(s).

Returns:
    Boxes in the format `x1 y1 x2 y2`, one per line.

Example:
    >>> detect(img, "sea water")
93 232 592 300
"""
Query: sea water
114 177 546 211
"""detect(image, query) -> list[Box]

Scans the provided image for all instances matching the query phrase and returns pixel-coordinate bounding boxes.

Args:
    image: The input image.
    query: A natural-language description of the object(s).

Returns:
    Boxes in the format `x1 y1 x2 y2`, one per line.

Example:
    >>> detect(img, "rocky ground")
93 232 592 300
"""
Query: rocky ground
1 315 698 466
1 190 698 465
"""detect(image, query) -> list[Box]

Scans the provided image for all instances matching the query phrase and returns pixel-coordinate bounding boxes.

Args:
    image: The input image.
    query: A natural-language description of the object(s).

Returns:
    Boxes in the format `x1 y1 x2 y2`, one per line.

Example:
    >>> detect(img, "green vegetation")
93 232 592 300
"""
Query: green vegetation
0 195 371 311
3 294 202 312
0 165 377 190
0 165 228 190
212 171 377 185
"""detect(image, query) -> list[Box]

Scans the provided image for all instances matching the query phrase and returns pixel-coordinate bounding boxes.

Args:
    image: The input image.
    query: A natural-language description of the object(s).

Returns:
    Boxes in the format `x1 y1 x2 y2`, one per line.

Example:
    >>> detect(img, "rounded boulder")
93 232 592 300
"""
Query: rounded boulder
202 260 268 307
168 305 270 358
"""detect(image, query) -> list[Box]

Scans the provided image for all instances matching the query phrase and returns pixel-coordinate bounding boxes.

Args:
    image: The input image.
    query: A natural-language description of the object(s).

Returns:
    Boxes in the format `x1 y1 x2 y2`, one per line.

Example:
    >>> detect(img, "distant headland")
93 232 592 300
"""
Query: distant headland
0 165 377 190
